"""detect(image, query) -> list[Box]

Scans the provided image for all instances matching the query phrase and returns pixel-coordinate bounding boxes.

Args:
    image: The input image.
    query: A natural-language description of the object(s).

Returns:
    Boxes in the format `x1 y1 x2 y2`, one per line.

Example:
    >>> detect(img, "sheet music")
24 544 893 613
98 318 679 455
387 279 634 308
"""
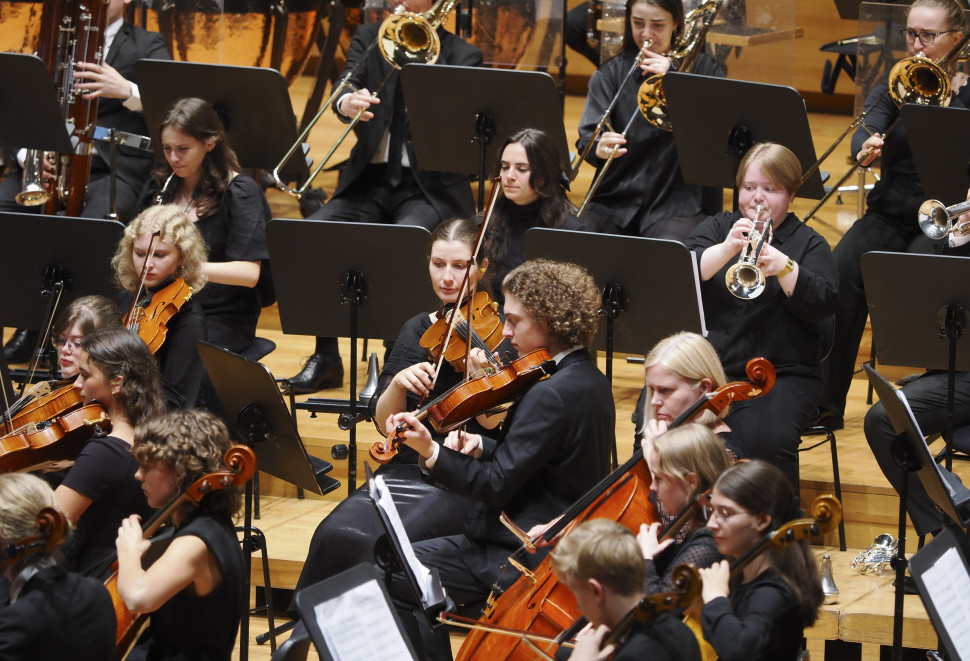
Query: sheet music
314 579 415 661
921 546 970 658
370 473 446 607
689 250 708 337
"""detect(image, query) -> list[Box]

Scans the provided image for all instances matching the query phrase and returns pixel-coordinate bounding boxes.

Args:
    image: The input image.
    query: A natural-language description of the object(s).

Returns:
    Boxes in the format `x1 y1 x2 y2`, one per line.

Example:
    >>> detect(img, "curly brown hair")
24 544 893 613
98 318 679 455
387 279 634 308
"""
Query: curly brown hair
113 205 208 292
133 409 242 520
502 259 600 349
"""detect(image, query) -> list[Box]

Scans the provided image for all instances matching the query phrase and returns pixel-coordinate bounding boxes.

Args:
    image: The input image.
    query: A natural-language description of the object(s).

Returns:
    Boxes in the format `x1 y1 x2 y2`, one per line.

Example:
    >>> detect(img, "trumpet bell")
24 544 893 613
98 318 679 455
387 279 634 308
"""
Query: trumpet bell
379 12 441 68
725 261 766 299
918 199 951 239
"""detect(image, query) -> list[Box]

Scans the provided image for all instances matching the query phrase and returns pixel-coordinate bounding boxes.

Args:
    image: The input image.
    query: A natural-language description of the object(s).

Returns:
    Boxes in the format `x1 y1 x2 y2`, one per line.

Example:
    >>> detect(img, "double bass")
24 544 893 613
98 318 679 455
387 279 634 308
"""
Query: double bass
447 357 776 660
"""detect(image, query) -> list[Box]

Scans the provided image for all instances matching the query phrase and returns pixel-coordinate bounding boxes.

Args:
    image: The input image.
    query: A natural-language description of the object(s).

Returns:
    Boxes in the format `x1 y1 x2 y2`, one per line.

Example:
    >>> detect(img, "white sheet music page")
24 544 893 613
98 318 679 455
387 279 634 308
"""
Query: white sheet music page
313 579 414 661
922 546 970 658
689 250 708 337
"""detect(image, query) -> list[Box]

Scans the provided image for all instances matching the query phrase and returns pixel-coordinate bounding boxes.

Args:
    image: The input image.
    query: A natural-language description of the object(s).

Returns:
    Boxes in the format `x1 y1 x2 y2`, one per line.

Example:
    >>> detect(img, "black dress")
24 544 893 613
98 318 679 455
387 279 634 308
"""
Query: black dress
135 513 243 661
645 526 721 595
117 283 206 410
60 435 151 577
600 611 702 661
0 566 116 661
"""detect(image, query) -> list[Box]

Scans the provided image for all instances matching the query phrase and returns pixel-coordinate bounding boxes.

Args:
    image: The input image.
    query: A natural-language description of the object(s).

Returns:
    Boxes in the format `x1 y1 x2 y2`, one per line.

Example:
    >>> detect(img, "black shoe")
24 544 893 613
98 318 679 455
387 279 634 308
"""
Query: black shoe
808 410 844 431
285 353 344 394
3 329 39 364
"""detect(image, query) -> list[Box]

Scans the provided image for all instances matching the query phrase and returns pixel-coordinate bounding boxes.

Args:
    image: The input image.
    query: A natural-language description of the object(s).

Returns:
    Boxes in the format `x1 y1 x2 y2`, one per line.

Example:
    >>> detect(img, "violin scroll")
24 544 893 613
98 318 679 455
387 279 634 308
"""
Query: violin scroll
4 506 69 565
369 436 400 464
744 357 776 394
182 444 256 505
804 494 843 537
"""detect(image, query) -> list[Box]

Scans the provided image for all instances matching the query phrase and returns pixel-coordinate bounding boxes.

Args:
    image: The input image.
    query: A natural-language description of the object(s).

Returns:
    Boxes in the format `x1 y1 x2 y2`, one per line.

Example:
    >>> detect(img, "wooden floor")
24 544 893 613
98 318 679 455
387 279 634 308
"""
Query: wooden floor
5 76 960 661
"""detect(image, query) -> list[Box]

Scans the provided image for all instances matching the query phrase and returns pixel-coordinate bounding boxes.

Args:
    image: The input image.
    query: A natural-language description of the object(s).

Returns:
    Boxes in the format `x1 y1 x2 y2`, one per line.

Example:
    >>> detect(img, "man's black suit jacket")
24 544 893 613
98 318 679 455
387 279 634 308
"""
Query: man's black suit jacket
331 23 482 221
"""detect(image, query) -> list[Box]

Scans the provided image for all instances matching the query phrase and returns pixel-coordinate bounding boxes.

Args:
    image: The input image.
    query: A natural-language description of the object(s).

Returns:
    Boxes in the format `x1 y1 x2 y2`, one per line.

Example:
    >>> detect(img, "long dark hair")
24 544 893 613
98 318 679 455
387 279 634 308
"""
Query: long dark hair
82 328 165 427
714 460 823 627
154 97 241 218
485 128 575 271
622 0 684 54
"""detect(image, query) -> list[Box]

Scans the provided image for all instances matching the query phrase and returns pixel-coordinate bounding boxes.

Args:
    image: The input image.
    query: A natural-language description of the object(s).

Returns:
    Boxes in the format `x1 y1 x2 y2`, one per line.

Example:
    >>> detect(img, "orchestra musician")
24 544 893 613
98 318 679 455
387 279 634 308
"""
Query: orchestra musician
290 217 504 609
551 518 702 661
481 128 586 307
51 295 124 380
1 0 171 365
818 0 970 429
575 0 723 240
137 97 272 358
387 258 614 660
0 473 116 661
289 0 484 394
698 460 823 661
113 204 208 410
637 423 730 593
685 142 838 488
54 327 164 576
115 409 244 661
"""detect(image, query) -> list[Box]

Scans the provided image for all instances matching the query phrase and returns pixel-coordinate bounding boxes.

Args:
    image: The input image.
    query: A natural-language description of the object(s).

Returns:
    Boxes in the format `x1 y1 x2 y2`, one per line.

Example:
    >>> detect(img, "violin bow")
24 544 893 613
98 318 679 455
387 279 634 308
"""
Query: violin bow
125 228 162 331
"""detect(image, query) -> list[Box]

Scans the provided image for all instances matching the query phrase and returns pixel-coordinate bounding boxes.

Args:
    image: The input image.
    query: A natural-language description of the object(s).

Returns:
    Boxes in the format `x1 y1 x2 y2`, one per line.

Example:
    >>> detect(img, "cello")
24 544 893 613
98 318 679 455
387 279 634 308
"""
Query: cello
104 444 256 660
447 357 775 661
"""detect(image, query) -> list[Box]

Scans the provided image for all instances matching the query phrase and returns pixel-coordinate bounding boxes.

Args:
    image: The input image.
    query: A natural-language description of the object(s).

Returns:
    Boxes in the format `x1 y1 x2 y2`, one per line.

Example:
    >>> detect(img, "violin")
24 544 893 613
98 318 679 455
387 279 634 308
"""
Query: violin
369 349 556 464
105 444 256 660
123 277 193 355
4 506 69 566
3 381 80 433
0 404 111 474
449 357 776 661
420 291 504 371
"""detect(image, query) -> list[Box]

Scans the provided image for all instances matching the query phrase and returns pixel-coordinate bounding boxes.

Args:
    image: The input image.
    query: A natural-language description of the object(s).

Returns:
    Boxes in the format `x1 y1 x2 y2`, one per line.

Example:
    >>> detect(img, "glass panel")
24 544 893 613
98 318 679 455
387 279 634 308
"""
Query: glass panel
706 0 797 86
856 2 909 117
468 0 565 69
599 0 625 62
0 0 43 54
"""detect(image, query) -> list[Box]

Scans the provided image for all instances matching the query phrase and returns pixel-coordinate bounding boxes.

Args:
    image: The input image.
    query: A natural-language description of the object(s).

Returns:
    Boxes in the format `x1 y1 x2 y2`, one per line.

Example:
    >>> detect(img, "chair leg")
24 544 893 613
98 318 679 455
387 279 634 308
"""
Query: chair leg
827 429 847 552
241 526 277 653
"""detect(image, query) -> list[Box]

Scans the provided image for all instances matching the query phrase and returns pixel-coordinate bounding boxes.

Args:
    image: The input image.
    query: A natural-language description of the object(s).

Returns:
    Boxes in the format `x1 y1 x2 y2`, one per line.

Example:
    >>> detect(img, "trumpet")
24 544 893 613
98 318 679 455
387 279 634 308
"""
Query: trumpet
272 0 458 198
918 198 970 239
725 205 772 300
16 150 54 206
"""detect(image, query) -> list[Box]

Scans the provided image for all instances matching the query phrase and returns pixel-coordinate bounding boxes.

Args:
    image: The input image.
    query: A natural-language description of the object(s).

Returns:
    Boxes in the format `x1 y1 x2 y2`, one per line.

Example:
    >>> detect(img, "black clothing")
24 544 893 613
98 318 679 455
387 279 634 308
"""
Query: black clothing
60 435 151 576
577 51 723 240
645 527 721 595
701 569 803 661
139 174 271 353
686 211 838 484
306 24 483 227
141 513 243 661
564 2 600 67
0 566 116 661
593 611 701 661
480 198 586 305
117 285 206 410
819 81 970 418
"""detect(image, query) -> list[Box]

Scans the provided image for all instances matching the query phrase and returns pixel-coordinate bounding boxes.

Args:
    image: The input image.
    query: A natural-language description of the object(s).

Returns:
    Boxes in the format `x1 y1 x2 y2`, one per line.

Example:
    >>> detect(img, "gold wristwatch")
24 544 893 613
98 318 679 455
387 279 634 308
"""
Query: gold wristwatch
779 258 796 277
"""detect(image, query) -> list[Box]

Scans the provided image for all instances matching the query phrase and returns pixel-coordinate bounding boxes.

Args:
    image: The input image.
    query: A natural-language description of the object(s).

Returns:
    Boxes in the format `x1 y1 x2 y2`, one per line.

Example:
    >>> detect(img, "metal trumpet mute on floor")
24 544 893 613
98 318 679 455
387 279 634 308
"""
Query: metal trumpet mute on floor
918 198 970 239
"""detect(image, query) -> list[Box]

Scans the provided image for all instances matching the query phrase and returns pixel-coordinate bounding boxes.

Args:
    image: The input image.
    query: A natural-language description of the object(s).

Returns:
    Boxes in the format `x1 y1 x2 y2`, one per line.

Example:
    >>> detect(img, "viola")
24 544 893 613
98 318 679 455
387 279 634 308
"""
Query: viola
420 290 504 371
3 382 80 434
449 357 776 661
369 348 556 464
123 277 194 354
104 444 256 660
4 506 69 566
0 404 111 473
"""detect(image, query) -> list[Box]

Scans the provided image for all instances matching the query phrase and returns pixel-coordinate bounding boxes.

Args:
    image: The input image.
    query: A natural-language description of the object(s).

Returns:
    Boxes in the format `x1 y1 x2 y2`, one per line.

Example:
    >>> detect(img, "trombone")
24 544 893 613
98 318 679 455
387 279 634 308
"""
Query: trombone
725 205 772 300
272 0 459 198
918 198 970 239
802 29 970 222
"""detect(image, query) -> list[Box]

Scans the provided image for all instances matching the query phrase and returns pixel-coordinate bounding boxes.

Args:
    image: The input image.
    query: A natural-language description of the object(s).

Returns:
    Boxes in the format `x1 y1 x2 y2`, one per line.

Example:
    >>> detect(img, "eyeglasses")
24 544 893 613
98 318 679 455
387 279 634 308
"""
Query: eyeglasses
705 504 750 523
900 28 956 45
52 336 83 352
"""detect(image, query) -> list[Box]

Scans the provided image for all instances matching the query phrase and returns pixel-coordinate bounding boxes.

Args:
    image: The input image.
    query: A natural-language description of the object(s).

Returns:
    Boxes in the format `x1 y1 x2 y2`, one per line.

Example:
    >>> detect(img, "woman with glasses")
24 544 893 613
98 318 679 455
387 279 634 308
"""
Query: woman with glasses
51 296 123 380
698 460 823 661
112 204 208 409
818 0 970 429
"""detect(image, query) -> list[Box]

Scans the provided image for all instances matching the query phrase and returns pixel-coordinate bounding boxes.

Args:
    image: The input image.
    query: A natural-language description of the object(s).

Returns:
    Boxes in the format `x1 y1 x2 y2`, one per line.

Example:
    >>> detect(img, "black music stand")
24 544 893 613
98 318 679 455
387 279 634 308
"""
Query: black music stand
0 213 123 396
266 220 436 496
196 341 339 661
910 528 970 661
134 60 307 177
862 252 970 471
0 53 73 153
525 229 705 467
902 105 970 207
401 65 569 209
663 73 825 205
865 364 970 661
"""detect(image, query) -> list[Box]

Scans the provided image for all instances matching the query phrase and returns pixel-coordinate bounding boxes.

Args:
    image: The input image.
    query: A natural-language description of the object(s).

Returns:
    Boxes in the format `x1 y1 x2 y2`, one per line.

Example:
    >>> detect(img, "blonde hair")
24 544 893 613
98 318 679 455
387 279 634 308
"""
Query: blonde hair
642 332 728 429
735 142 802 197
0 473 61 570
551 519 645 597
653 424 732 523
113 205 208 292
